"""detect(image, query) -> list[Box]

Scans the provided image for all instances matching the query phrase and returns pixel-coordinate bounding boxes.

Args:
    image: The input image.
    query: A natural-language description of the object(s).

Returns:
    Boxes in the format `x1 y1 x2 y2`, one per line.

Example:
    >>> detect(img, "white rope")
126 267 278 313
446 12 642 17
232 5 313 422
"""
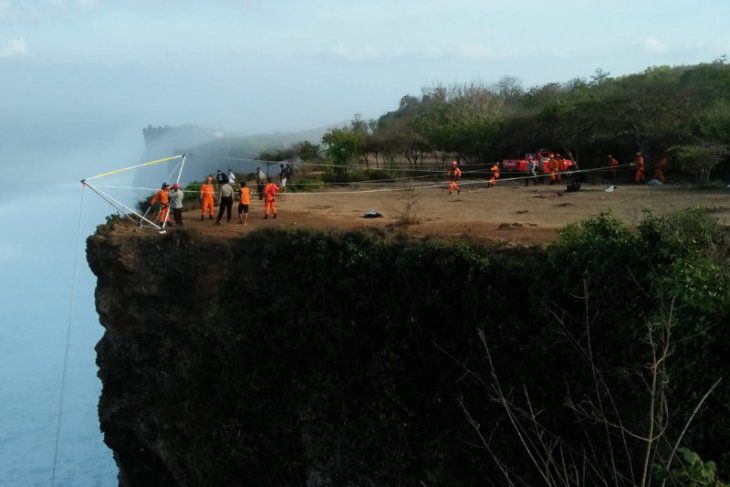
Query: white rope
51 185 86 486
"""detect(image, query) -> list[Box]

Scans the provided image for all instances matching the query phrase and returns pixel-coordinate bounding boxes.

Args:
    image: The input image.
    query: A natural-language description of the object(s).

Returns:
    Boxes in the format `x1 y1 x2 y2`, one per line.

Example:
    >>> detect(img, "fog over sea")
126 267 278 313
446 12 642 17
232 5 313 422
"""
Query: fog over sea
0 123 148 486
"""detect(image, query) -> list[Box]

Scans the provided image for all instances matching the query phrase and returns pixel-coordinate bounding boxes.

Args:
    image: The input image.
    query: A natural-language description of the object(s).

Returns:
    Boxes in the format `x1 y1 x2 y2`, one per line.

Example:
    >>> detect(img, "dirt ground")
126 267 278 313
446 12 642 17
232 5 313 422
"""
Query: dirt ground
126 181 730 245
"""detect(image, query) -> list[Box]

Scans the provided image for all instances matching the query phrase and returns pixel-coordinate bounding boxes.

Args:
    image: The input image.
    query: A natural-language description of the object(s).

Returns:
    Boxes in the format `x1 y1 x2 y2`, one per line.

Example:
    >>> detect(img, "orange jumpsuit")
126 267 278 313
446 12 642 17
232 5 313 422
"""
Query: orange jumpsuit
548 158 559 183
150 189 170 223
488 164 500 188
240 186 250 205
634 156 645 183
264 182 279 217
654 157 667 182
608 157 618 178
448 167 462 194
200 183 215 217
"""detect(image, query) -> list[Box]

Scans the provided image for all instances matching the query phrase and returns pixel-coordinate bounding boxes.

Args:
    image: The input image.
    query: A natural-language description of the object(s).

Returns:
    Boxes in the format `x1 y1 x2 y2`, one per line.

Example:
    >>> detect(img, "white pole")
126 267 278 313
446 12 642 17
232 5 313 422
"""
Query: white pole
84 181 161 230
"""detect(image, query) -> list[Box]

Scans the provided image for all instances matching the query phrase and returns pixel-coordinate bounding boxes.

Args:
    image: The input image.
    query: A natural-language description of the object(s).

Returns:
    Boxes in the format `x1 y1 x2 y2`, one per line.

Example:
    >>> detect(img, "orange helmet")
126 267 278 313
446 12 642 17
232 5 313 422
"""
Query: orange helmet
451 160 457 167
172 183 180 190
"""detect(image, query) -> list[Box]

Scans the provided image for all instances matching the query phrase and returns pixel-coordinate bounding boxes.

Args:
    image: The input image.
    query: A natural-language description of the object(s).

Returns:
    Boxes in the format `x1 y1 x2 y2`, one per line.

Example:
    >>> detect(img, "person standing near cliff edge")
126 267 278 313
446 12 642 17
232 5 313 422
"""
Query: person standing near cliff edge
263 177 279 219
170 183 184 226
200 176 215 220
216 180 234 225
150 183 171 224
238 180 250 225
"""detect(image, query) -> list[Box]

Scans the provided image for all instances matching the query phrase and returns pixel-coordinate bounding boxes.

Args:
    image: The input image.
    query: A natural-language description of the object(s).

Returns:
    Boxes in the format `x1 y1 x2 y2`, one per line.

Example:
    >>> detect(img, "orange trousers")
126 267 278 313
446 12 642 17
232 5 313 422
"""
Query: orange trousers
635 169 645 183
488 177 496 188
157 205 170 223
449 180 460 194
201 197 214 216
265 200 277 216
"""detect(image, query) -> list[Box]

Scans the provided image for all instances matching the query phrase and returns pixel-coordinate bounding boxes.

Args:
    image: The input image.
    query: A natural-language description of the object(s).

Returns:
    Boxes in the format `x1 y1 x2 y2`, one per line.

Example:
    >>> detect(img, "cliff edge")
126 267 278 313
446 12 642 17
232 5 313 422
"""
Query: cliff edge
87 217 729 486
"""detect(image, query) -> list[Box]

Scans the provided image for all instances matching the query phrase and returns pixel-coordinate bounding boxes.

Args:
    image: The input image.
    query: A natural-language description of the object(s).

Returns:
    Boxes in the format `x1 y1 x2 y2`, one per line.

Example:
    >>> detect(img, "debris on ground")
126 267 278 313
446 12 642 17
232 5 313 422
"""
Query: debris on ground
534 192 561 198
516 209 529 214
363 209 383 218
604 185 615 192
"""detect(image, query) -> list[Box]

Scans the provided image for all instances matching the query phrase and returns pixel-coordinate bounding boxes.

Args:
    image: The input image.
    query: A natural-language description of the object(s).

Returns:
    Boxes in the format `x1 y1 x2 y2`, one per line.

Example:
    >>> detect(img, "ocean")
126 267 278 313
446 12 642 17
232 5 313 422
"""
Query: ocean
0 127 149 486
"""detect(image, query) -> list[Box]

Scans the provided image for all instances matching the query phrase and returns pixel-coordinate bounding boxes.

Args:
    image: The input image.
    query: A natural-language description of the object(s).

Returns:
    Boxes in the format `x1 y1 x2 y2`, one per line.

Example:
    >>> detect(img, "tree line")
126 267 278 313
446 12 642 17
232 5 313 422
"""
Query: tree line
266 59 730 184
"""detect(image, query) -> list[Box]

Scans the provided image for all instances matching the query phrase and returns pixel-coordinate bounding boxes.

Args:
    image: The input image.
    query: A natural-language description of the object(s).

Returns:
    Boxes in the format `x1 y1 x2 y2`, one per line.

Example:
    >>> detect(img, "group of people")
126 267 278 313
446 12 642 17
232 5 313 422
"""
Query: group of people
447 150 669 195
448 160 501 194
202 170 280 225
148 168 281 228
625 153 667 184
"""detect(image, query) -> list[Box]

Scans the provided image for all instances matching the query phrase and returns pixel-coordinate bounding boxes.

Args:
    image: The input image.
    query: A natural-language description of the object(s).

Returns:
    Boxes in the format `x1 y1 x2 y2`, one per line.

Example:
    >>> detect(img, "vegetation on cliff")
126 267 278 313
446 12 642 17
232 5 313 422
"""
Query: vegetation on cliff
89 208 729 485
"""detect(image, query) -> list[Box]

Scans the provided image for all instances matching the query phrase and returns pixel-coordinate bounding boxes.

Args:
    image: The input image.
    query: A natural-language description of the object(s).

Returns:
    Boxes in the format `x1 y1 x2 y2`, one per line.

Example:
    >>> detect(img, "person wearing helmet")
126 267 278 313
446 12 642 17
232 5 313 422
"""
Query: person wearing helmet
170 183 185 225
448 160 461 195
149 183 171 224
200 175 216 220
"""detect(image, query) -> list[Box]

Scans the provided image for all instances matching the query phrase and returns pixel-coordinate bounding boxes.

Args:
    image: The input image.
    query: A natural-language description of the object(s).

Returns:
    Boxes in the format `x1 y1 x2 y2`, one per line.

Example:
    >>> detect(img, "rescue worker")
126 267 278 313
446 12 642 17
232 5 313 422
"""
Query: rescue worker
546 157 556 184
149 183 171 224
488 162 500 188
216 180 234 225
200 175 215 220
170 183 184 226
263 177 279 219
634 152 645 183
608 155 619 180
216 169 227 185
654 156 667 183
238 180 250 225
448 160 461 194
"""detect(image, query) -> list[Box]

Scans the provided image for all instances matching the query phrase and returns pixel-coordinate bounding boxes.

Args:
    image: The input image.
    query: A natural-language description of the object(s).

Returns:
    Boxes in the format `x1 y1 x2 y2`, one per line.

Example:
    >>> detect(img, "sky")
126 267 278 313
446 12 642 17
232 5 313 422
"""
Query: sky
1 0 729 139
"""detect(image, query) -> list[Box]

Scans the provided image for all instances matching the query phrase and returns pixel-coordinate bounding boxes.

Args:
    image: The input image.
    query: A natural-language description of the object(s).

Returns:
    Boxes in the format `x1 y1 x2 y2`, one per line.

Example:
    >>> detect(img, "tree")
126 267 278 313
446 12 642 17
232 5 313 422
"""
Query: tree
669 144 729 185
297 141 321 162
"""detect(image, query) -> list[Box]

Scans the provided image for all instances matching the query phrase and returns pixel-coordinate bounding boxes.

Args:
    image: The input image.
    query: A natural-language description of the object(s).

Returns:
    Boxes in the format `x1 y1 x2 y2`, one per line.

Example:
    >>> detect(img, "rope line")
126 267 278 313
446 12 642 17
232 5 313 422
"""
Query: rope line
83 154 182 182
94 163 633 197
51 185 86 487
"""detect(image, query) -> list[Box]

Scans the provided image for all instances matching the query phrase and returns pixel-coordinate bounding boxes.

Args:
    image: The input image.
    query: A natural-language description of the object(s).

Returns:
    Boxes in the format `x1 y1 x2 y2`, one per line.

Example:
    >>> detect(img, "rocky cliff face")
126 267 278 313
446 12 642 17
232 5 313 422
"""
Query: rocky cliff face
87 221 730 486
88 225 544 486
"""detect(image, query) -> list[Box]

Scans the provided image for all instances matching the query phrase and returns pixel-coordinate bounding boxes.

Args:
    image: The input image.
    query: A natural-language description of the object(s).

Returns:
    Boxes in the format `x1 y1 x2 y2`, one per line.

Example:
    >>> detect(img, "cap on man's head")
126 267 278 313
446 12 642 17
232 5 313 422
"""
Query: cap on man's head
161 183 169 188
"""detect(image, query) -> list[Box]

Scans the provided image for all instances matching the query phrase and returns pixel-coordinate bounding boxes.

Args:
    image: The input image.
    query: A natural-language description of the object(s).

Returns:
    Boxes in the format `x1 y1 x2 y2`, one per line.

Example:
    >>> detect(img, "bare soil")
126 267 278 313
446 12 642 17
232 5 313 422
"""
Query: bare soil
121 182 730 245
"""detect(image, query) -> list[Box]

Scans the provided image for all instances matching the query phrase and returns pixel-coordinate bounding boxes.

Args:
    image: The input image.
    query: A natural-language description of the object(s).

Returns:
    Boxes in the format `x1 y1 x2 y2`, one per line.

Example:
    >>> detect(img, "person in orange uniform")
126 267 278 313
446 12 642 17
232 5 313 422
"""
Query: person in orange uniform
555 155 564 183
608 155 619 180
488 162 500 188
199 175 216 220
654 156 667 183
634 152 645 183
263 178 279 219
545 157 555 184
448 160 462 194
149 183 171 224
238 180 251 225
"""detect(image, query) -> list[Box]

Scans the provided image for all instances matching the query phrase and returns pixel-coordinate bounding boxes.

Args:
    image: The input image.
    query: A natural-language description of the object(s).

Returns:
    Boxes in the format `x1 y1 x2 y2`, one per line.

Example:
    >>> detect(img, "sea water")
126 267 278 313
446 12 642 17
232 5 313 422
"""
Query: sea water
0 128 149 486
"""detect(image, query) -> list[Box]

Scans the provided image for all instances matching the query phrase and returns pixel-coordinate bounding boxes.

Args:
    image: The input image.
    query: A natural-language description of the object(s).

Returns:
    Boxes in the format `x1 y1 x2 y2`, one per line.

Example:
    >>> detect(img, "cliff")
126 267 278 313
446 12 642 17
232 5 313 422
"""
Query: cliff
87 217 730 486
